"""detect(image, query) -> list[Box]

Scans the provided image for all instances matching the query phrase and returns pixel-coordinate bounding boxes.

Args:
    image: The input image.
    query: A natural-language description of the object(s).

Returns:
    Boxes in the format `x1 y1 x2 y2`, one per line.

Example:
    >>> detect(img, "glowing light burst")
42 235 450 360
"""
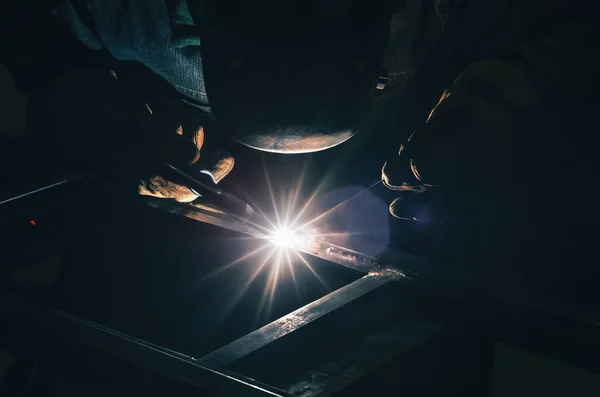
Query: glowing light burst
269 227 314 249
270 227 297 248
206 161 375 325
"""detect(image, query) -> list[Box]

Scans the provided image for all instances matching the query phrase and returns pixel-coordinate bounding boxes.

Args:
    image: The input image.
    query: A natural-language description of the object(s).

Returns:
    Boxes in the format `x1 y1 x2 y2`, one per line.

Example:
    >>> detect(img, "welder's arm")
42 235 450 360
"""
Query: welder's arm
0 2 233 202
382 0 600 221
382 59 539 222
35 67 233 202
384 59 535 188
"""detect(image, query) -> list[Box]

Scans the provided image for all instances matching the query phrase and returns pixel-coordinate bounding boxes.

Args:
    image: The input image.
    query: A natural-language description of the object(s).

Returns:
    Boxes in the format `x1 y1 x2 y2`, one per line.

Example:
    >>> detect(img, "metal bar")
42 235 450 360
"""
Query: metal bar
147 188 422 279
200 275 390 368
0 179 70 205
305 234 600 340
300 238 422 281
148 198 269 239
0 288 292 397
0 175 82 206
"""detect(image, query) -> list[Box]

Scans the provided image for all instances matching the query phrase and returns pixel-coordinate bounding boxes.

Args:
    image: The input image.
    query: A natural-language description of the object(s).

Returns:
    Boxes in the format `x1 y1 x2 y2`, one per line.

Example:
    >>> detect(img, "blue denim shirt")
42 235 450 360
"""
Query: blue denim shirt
55 0 450 111
57 0 209 105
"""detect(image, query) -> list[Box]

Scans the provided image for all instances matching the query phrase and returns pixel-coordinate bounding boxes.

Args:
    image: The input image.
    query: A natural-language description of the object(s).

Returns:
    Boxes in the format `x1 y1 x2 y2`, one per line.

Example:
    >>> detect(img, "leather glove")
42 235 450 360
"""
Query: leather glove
382 60 538 224
37 66 234 203
137 127 234 203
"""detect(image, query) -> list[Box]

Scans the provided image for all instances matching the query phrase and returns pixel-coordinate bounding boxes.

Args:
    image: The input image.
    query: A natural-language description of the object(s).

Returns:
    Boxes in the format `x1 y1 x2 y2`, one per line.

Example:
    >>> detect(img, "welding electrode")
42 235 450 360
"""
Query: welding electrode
162 162 257 222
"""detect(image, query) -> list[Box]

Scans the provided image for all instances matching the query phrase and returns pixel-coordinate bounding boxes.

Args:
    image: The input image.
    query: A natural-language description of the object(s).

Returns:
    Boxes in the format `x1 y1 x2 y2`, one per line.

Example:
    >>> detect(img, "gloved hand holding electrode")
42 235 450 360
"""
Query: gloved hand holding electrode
382 60 539 225
38 66 237 211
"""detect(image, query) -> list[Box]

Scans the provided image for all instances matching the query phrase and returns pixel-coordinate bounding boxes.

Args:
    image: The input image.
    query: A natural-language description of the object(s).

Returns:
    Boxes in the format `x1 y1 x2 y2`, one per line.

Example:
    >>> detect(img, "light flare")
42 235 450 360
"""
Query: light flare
269 227 315 250
207 161 376 324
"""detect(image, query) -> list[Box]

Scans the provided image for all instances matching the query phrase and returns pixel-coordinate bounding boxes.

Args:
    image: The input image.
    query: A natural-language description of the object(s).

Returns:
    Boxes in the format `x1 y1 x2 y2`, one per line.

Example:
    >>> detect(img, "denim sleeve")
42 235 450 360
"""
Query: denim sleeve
55 1 104 50
57 0 209 105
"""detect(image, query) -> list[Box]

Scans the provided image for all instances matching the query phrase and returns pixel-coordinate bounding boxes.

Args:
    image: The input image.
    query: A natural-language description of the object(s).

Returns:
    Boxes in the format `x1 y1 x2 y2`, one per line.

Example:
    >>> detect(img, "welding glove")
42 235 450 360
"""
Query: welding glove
382 60 538 224
37 66 234 203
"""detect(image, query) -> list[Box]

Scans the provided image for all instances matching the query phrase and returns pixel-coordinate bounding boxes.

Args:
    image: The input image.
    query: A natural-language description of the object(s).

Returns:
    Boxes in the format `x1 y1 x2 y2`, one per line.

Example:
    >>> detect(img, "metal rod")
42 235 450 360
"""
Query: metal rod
0 179 71 205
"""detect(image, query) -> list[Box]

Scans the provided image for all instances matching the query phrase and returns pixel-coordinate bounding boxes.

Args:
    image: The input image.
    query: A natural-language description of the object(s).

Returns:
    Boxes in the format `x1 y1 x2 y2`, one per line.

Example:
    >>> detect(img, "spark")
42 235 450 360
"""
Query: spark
213 245 278 327
209 160 373 323
254 247 284 325
293 250 329 290
202 242 273 280
269 228 298 248
285 163 308 226
298 179 382 230
284 248 301 301
269 227 313 250
288 179 327 230
262 157 282 228
266 249 282 313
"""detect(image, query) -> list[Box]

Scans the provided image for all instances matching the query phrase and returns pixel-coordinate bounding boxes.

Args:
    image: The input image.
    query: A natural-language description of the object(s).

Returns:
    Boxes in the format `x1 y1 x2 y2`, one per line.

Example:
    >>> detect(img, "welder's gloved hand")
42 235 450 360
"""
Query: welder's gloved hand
382 60 538 223
137 125 235 203
37 67 234 203
107 67 235 203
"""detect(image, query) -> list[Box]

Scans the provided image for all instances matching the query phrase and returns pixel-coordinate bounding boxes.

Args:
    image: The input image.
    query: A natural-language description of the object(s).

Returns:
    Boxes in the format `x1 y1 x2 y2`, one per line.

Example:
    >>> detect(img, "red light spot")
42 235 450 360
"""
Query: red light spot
30 220 36 226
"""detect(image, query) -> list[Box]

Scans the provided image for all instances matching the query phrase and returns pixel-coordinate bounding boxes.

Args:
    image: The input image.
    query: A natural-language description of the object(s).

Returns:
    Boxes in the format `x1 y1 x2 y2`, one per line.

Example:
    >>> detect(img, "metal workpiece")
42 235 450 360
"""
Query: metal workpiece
150 197 424 281
301 238 418 281
144 174 423 284
203 275 441 396
201 275 391 368
3 166 599 395
0 288 292 397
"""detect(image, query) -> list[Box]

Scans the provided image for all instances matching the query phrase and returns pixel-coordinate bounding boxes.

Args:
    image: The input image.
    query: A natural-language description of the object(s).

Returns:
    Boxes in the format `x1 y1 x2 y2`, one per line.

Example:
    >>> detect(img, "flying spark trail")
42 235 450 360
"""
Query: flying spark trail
202 243 273 280
293 250 329 290
285 249 301 302
294 179 382 231
287 173 332 230
212 246 279 329
262 157 283 227
285 164 307 226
